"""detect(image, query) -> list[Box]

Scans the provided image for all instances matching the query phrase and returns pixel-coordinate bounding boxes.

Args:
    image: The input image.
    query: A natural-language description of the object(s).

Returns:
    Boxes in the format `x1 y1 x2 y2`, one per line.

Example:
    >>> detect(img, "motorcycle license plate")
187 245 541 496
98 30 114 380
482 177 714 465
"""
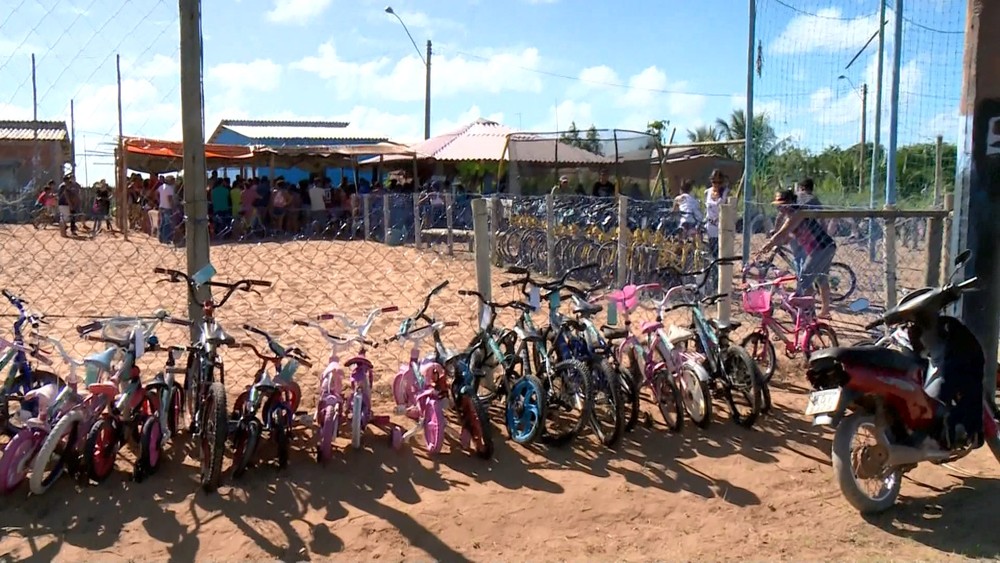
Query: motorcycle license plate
804 388 842 416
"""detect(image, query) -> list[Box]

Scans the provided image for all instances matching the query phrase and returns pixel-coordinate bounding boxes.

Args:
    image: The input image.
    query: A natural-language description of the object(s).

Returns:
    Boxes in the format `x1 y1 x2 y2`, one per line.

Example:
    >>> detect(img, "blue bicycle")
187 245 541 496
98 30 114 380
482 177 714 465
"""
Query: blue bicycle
0 290 63 438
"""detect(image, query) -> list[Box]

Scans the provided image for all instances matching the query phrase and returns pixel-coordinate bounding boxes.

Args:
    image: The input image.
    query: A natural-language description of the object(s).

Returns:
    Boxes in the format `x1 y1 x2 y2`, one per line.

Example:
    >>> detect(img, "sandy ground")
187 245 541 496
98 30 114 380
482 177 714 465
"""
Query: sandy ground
0 225 998 562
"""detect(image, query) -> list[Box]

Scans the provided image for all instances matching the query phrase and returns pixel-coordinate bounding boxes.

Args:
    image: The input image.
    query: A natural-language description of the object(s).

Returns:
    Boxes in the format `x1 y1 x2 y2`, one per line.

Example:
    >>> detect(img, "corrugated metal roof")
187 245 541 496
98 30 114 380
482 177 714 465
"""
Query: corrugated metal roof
208 118 386 143
0 120 69 142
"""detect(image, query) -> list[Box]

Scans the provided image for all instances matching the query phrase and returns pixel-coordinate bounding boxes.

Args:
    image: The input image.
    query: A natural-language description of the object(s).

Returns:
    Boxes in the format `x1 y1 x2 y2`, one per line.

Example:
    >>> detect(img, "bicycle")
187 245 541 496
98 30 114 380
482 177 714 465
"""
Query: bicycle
293 306 398 460
666 257 765 428
0 378 67 495
74 311 189 483
547 282 628 447
1 290 62 437
741 245 857 303
601 283 704 431
739 274 839 384
153 265 272 492
501 265 595 446
230 325 311 477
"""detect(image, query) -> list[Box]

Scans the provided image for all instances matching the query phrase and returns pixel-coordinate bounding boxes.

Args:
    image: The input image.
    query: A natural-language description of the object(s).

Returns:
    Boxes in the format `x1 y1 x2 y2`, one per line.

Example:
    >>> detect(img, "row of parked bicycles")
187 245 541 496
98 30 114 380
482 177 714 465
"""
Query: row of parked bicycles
2 253 815 498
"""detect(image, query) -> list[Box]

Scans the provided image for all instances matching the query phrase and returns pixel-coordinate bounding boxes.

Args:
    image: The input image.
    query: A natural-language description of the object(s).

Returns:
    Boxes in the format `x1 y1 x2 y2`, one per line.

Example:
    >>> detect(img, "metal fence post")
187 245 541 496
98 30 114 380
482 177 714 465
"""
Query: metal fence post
413 192 422 250
883 206 898 308
472 198 492 323
445 193 454 256
490 196 502 267
718 201 736 323
363 194 371 241
942 193 954 275
617 195 629 288
546 194 556 277
382 194 391 245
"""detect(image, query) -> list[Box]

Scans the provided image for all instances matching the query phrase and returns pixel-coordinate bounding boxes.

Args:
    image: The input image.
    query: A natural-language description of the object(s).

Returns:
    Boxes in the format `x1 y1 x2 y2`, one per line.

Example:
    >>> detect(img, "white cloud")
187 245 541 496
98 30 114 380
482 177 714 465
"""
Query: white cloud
265 0 334 25
617 66 707 128
0 102 32 120
578 65 620 88
292 42 544 101
531 100 594 132
207 59 283 97
809 55 924 133
374 9 465 36
122 54 178 80
770 8 891 55
922 112 960 142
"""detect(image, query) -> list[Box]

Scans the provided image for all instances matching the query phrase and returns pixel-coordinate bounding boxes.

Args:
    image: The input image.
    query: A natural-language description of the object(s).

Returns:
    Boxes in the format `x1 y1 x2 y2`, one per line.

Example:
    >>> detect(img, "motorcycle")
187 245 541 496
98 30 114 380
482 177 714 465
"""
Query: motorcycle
803 249 1000 514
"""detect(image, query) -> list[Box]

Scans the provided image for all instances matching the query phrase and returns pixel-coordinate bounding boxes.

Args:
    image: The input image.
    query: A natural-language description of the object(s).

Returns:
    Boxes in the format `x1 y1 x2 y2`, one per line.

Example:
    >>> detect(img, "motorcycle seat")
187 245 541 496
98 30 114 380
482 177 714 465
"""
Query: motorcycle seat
810 346 921 373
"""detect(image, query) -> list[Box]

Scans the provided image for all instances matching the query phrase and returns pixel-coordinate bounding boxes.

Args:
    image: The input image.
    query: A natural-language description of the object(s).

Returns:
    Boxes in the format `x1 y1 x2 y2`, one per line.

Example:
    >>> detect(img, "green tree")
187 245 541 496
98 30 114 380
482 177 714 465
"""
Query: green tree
584 125 603 155
685 125 729 157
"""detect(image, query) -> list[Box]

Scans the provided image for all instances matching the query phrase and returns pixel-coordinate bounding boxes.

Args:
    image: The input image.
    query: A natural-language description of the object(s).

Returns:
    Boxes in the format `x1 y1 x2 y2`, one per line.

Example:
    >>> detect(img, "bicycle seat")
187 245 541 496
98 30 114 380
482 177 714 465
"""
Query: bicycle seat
788 295 816 309
810 346 920 373
601 325 629 342
87 382 119 399
24 382 59 411
708 318 741 333
85 347 118 372
665 325 695 345
253 373 279 393
206 325 234 345
515 325 545 343
571 298 603 317
640 321 663 335
145 373 169 392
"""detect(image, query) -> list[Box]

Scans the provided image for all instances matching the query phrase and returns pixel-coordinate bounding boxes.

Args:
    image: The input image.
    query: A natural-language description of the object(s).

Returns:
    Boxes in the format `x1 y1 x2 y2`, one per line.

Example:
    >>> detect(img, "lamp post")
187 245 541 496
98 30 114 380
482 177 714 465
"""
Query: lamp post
839 75 868 195
385 6 431 140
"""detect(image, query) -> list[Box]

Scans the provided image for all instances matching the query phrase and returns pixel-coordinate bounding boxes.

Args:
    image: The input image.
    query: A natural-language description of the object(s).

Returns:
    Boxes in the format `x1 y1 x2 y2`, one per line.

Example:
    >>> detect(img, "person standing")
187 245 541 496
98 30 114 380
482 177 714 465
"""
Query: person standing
704 171 729 287
157 176 175 244
91 180 113 236
591 169 616 197
757 188 836 319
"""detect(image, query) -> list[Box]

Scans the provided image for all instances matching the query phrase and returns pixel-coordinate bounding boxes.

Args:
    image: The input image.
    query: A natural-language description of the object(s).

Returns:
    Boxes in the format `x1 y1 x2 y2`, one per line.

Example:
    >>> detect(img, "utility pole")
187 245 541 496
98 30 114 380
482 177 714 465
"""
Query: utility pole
868 0 887 261
859 83 867 193
424 40 432 140
179 0 211 330
954 0 1000 397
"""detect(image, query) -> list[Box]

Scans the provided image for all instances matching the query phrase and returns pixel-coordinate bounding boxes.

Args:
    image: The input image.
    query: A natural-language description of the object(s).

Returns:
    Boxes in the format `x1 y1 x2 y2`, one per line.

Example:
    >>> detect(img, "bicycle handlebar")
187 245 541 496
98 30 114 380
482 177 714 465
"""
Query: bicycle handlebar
407 281 449 325
236 328 314 367
386 320 460 343
501 263 598 291
153 268 272 309
293 319 378 349
457 289 533 313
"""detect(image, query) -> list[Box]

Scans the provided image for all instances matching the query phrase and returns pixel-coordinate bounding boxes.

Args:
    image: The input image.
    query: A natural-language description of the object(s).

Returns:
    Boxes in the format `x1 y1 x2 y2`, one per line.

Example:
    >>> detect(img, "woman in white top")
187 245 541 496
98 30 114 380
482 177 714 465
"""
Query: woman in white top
674 180 703 231
703 170 728 288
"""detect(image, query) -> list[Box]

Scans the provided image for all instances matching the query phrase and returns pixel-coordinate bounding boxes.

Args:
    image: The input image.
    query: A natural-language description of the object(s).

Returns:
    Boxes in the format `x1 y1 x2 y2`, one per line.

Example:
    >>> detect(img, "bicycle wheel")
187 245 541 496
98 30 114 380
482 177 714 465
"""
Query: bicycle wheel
459 394 494 460
351 392 363 450
618 367 641 432
232 419 261 478
741 332 777 383
316 404 338 463
0 429 43 494
652 369 684 432
136 415 163 481
271 405 291 468
588 359 625 448
824 263 857 302
505 375 546 445
29 410 83 495
721 346 762 429
542 359 592 447
83 415 119 483
806 323 839 359
199 381 228 493
676 362 713 429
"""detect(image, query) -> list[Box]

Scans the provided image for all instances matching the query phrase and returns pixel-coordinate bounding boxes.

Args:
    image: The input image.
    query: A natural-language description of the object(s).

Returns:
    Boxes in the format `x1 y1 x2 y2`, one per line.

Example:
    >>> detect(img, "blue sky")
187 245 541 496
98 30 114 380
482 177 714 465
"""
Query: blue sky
0 0 966 184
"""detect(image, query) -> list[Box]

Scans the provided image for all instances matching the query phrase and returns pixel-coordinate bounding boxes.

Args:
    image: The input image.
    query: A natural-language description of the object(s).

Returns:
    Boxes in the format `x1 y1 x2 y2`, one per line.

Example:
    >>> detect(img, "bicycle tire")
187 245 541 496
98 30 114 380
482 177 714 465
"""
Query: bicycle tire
827 262 857 302
199 381 227 493
351 392 363 450
588 359 625 448
29 410 83 495
460 394 494 460
505 374 546 444
316 404 337 463
83 415 119 484
676 362 713 429
136 415 163 482
232 419 261 478
542 359 593 447
652 369 684 432
272 406 290 468
806 323 839 359
721 346 762 429
741 332 777 384
619 368 641 432
0 429 42 494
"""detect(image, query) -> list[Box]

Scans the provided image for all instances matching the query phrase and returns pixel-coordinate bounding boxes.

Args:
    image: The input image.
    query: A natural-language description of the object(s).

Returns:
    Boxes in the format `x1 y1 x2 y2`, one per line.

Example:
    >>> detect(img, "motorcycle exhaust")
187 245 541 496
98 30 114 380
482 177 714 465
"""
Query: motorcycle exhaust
886 444 952 466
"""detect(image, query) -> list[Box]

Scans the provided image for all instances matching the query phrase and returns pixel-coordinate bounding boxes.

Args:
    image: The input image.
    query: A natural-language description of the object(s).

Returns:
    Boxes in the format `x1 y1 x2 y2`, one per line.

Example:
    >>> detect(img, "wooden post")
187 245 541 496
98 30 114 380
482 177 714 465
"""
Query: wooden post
382 193 391 244
413 192 422 249
70 99 76 175
925 213 944 287
362 193 371 241
717 201 736 323
116 54 128 238
617 195 629 288
471 198 492 323
883 206 898 308
546 194 556 277
942 193 954 279
933 135 944 207
31 54 38 198
179 0 211 332
445 192 454 256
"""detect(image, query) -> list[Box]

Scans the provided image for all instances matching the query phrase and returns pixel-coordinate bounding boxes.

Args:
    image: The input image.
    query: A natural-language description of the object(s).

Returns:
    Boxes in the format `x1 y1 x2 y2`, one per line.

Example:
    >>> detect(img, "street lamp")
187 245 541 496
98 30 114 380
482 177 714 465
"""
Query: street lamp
838 75 868 195
385 6 431 140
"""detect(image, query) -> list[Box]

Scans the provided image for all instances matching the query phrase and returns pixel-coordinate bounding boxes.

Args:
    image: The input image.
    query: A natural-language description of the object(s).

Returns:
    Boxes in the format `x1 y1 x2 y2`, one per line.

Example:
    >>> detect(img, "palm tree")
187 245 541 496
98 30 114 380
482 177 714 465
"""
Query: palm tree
685 125 729 157
715 109 781 161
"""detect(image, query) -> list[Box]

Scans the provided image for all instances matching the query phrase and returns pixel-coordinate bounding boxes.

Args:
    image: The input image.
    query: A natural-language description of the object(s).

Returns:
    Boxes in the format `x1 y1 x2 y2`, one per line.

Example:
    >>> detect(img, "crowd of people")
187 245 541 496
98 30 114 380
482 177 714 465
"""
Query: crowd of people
33 173 113 238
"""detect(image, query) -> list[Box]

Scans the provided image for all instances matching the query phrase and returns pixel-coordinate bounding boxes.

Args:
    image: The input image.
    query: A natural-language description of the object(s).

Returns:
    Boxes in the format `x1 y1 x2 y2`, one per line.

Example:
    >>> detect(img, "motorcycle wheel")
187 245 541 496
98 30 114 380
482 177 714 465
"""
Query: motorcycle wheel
832 413 902 514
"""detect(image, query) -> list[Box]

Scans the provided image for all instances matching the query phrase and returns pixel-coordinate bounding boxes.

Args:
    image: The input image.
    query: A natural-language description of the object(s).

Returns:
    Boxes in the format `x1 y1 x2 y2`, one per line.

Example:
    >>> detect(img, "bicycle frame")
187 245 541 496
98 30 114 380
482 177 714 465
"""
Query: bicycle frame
1 290 50 424
744 277 821 356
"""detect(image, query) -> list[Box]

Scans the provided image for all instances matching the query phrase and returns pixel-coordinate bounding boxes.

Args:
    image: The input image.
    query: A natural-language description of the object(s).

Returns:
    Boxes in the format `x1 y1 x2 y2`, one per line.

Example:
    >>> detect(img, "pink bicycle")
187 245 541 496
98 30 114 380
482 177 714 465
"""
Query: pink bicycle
739 274 839 383
294 305 399 461
386 281 458 454
601 284 709 431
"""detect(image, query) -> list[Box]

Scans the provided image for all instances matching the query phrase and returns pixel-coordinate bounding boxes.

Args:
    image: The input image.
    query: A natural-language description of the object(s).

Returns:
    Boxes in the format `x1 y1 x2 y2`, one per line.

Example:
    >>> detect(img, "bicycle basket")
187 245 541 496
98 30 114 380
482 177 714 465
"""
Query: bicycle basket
741 288 773 315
